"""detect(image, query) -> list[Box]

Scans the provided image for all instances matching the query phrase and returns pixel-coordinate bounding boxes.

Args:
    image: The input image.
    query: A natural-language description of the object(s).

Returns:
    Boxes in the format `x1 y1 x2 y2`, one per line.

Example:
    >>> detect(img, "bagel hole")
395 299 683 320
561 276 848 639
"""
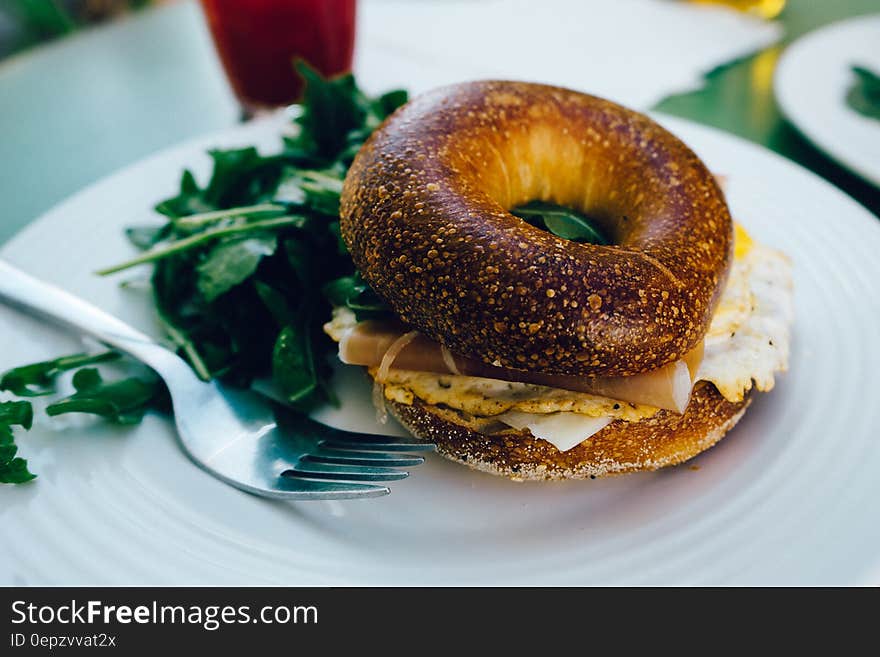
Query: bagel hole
510 201 611 245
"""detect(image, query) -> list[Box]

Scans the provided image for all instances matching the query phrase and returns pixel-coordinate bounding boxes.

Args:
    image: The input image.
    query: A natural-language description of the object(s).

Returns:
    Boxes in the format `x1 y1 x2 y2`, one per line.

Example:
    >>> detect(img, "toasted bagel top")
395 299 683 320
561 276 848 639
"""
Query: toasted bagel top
340 81 733 377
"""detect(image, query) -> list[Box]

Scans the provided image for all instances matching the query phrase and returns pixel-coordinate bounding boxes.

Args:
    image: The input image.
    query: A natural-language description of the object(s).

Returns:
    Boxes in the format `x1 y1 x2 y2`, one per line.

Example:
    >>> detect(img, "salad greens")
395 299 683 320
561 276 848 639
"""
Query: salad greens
846 65 880 121
97 62 408 412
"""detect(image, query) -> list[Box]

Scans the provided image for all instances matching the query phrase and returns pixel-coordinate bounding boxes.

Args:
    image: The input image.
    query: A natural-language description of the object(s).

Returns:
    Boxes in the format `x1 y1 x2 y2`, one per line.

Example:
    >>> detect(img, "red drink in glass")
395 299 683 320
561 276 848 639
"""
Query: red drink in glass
200 0 357 114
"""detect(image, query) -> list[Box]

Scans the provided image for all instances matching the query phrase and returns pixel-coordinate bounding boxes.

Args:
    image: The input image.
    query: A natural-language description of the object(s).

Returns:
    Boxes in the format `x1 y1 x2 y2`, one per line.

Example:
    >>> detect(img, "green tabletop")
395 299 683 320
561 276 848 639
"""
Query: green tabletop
657 0 880 219
0 0 877 247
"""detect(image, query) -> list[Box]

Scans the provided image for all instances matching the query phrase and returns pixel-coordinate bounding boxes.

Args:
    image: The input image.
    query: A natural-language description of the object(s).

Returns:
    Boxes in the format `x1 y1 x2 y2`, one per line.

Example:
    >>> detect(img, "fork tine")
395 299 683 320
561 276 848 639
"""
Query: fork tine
283 461 410 482
276 412 436 451
303 450 426 467
273 475 390 500
320 438 436 453
326 429 434 445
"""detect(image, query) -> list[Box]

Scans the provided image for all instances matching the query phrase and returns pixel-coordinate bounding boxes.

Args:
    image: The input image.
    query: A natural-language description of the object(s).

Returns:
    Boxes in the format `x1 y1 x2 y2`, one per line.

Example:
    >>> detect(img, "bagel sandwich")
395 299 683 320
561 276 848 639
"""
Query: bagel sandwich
328 81 793 480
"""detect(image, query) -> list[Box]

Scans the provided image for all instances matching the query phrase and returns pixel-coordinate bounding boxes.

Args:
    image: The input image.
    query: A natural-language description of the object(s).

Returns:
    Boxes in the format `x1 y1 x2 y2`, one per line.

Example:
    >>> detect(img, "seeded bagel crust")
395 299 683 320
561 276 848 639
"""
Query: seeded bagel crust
341 81 733 377
386 382 750 480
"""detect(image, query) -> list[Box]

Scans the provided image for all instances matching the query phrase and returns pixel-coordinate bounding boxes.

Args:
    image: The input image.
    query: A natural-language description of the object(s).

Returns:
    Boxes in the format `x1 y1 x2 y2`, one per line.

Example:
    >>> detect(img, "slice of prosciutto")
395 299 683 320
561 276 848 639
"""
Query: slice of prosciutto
338 320 703 413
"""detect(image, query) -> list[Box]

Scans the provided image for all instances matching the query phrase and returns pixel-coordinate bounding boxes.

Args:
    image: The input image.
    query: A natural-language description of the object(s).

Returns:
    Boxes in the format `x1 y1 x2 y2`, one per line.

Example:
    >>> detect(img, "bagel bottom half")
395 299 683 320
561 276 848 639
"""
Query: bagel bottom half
385 381 751 481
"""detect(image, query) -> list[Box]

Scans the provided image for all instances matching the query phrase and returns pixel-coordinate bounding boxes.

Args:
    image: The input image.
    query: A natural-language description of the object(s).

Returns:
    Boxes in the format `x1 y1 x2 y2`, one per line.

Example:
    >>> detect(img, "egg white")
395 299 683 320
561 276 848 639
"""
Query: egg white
698 240 793 402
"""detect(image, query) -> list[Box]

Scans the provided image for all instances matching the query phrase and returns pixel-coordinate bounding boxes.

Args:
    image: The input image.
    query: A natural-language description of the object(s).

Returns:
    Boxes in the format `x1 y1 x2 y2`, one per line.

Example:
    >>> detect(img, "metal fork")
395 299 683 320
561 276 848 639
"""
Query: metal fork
0 260 433 500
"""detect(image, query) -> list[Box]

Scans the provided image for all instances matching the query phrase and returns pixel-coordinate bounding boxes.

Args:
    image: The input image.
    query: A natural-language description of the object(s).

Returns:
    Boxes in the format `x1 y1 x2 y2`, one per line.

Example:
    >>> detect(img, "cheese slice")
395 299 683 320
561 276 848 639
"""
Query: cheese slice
496 411 613 452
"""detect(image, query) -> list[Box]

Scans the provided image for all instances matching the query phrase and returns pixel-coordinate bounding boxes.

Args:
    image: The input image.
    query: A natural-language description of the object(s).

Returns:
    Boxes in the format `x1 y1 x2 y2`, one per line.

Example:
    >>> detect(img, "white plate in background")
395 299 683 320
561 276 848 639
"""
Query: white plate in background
1 114 880 585
775 14 880 187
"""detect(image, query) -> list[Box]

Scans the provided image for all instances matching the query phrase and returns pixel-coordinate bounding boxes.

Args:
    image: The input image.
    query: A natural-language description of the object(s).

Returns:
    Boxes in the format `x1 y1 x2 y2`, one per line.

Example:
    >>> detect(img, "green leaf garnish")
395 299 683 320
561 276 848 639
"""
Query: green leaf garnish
322 274 391 320
173 203 287 233
511 201 609 245
846 65 880 121
275 167 344 216
287 63 369 160
286 61 406 163
96 216 302 275
155 169 214 218
0 400 33 429
253 282 323 406
126 224 172 250
0 401 36 484
45 368 168 425
272 321 318 406
0 356 171 483
196 235 278 302
0 351 120 397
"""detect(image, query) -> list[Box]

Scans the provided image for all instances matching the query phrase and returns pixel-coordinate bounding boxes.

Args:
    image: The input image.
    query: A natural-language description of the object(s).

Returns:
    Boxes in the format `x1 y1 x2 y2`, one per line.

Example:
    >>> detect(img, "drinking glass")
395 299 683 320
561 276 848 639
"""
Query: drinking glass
200 0 357 117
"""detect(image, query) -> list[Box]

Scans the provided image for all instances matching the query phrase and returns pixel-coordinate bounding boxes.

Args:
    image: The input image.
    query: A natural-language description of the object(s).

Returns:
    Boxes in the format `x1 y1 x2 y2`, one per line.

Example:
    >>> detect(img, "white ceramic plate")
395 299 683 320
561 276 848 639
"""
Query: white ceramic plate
774 14 880 187
2 114 880 586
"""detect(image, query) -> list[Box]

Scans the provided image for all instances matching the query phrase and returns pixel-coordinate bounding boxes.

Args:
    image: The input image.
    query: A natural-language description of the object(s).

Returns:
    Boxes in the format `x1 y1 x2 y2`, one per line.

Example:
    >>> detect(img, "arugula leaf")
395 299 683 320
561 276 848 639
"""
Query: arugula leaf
172 203 287 233
274 167 344 216
322 275 359 308
287 62 370 161
204 148 291 209
97 216 303 275
152 248 261 384
155 170 214 219
322 274 391 320
846 65 880 121
0 351 120 397
45 368 168 425
0 401 36 484
272 322 318 406
0 400 33 429
196 234 278 302
253 281 320 405
126 225 171 251
0 456 36 484
284 240 316 290
373 89 409 120
285 61 407 164
253 280 296 326
204 148 263 204
336 91 409 162
511 201 609 245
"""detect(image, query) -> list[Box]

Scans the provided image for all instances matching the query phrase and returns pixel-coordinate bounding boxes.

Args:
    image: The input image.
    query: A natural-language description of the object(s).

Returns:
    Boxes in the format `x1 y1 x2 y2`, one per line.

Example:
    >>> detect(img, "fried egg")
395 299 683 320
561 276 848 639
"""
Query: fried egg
698 232 793 402
379 369 659 421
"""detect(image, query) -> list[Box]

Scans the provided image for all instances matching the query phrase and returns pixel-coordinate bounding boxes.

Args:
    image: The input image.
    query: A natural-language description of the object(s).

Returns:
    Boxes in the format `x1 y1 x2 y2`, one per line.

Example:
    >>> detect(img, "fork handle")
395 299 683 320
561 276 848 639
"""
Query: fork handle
0 259 187 376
